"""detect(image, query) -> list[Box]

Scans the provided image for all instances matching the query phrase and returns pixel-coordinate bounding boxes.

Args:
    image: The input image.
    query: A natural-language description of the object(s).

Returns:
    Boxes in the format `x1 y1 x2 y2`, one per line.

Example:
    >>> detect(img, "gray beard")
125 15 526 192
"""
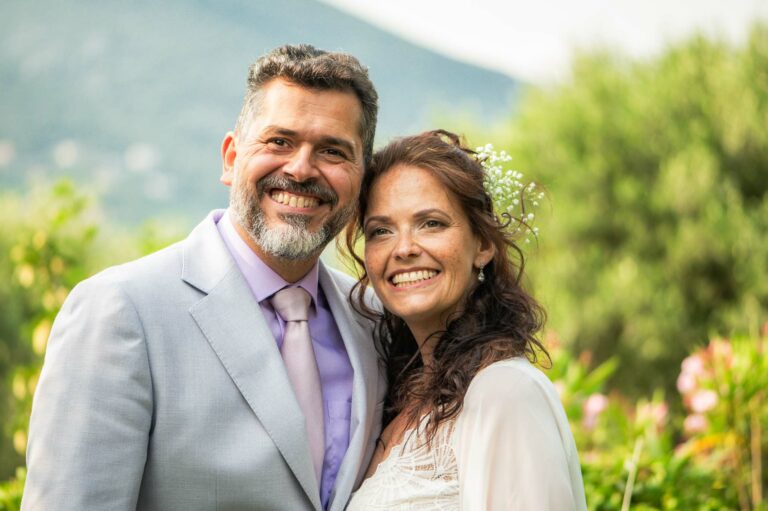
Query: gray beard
229 173 354 261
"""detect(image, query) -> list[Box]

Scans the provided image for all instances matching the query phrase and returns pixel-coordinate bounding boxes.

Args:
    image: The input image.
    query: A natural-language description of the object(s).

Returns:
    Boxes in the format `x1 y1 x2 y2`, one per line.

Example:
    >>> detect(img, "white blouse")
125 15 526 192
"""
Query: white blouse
346 358 587 510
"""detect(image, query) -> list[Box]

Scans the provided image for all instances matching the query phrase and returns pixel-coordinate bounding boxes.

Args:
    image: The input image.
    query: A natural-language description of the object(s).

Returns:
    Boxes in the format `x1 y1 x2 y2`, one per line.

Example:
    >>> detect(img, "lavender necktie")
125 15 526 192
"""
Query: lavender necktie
271 287 325 482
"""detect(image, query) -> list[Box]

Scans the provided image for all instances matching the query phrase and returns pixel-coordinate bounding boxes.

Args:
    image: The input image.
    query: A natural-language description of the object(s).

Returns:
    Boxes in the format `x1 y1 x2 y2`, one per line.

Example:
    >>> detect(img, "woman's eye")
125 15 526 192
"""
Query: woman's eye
366 227 389 239
424 219 444 228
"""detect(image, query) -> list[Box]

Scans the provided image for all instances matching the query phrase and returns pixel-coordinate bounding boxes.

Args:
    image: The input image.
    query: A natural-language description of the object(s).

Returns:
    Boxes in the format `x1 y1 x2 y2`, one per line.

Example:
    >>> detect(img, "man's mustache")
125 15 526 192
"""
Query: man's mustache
256 174 338 206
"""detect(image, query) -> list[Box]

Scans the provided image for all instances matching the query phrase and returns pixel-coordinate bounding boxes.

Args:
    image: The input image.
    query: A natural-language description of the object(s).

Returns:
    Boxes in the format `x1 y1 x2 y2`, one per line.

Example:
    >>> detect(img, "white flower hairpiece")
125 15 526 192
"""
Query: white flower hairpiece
475 143 543 243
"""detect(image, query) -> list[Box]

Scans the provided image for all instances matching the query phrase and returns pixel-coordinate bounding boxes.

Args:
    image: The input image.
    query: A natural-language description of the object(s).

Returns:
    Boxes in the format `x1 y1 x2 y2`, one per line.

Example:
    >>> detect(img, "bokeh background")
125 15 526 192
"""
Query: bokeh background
2 1 768 508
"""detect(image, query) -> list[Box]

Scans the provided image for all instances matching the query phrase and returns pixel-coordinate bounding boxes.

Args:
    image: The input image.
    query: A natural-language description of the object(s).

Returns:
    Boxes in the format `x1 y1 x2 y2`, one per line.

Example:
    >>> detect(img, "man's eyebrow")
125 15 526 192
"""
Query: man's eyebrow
262 126 298 137
261 125 358 157
318 135 357 157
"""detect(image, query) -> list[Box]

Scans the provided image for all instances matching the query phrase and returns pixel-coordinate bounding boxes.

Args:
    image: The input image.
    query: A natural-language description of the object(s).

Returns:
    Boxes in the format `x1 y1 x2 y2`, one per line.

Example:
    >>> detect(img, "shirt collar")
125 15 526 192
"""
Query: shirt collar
216 209 320 308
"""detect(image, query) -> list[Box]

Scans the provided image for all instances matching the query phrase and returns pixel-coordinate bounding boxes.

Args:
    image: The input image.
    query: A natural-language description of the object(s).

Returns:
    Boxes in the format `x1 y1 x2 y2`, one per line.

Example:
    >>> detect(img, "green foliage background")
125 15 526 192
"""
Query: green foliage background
495 24 768 395
0 182 182 481
1 24 767 510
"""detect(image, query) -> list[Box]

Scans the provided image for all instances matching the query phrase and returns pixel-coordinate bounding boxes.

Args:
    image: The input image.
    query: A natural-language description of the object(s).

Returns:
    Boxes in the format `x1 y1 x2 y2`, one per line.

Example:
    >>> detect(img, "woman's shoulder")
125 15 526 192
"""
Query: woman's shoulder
458 356 574 448
465 357 558 404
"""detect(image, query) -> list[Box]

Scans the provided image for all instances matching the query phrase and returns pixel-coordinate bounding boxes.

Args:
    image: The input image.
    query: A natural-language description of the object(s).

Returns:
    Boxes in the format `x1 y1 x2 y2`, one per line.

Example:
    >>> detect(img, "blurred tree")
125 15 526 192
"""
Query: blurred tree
0 181 100 478
0 180 182 479
497 24 768 394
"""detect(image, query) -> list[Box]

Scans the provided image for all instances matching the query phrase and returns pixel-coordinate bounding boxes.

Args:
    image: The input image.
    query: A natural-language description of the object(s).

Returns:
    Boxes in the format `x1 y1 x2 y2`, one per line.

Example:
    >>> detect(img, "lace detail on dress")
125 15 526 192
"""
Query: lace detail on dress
346 418 458 511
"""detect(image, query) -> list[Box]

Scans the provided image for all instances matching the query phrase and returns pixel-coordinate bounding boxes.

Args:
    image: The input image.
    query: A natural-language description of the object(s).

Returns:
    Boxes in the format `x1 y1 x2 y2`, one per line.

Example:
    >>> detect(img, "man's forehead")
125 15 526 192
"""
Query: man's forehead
258 80 362 127
247 88 362 149
259 79 359 108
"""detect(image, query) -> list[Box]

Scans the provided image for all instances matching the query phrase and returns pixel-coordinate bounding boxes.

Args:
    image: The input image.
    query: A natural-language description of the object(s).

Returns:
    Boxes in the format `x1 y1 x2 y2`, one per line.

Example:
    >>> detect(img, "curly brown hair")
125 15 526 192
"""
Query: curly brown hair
343 129 549 443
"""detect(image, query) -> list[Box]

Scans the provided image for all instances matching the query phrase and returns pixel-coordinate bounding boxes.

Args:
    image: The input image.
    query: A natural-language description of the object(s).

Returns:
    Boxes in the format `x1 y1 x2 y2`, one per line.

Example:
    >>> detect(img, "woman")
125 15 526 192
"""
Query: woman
344 130 587 510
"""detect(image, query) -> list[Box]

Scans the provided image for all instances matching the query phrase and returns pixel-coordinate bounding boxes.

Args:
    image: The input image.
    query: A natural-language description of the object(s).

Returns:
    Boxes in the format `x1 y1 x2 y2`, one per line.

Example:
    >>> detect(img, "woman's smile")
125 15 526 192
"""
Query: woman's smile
389 269 440 288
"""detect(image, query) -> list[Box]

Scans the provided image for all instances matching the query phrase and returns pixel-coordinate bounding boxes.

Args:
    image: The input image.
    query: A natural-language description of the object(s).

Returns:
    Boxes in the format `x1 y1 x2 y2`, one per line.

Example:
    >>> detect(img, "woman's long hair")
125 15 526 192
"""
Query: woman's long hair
343 129 548 442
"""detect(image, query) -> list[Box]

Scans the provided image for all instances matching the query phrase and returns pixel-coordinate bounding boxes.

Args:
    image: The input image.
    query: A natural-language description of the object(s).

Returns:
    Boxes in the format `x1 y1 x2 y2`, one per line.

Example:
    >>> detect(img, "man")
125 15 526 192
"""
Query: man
23 44 385 511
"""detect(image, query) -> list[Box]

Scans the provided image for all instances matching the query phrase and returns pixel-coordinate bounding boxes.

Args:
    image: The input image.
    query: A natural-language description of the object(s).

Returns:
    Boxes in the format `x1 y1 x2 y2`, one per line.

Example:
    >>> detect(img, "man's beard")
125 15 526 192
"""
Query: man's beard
229 173 355 261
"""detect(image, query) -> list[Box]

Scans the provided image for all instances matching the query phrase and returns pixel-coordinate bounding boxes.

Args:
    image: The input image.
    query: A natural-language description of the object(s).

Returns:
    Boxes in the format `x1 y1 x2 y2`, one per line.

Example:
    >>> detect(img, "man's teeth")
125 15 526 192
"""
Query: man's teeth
272 191 320 208
392 270 438 287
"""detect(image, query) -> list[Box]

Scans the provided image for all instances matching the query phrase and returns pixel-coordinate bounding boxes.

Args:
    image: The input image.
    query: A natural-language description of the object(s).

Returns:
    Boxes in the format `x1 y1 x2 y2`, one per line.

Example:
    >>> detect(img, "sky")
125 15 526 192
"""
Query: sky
321 0 768 83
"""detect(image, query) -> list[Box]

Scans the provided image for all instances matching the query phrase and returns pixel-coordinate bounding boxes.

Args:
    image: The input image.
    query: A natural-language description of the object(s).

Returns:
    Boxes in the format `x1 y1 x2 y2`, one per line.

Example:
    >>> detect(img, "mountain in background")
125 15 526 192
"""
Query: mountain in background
0 0 520 225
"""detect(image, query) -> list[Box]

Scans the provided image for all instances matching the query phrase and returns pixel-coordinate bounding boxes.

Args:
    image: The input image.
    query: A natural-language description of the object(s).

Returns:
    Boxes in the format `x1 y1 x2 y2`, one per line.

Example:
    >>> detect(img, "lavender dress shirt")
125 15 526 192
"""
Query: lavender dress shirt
216 210 353 509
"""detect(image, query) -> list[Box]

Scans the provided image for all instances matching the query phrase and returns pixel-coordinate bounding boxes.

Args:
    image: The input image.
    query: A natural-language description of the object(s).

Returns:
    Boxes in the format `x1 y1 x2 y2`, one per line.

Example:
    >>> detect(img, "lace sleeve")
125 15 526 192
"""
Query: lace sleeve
452 358 587 511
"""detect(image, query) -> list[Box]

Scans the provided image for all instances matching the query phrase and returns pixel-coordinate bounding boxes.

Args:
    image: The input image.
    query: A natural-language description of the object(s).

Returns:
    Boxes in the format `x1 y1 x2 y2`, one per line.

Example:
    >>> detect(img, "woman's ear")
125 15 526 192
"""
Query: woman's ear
474 236 496 269
220 132 237 186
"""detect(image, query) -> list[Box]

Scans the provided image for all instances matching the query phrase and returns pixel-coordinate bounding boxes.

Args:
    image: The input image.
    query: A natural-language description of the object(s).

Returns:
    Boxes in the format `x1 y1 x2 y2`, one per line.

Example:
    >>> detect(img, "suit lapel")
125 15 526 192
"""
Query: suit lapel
182 212 322 511
319 265 381 511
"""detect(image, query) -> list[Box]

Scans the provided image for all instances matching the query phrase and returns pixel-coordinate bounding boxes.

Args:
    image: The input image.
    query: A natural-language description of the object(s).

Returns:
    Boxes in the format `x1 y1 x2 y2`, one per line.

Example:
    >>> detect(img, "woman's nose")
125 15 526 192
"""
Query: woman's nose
393 232 422 259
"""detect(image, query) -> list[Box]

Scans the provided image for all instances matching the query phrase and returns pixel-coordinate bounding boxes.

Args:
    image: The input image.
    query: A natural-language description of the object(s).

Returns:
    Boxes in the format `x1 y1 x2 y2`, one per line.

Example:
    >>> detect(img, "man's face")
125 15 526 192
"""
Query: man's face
221 79 364 261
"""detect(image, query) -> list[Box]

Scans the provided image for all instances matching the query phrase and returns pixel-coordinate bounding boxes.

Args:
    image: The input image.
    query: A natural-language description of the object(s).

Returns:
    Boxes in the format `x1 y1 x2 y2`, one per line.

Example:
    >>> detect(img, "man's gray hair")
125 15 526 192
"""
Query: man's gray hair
235 44 379 167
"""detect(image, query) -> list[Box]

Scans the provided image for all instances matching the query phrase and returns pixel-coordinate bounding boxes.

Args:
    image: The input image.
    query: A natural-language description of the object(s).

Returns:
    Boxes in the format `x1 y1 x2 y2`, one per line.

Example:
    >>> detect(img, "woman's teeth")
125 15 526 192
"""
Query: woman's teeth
272 191 320 208
392 270 438 287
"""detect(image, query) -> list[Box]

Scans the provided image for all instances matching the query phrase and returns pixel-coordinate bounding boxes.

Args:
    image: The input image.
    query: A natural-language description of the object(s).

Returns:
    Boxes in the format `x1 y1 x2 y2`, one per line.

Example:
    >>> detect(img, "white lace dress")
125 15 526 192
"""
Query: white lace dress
346 358 588 511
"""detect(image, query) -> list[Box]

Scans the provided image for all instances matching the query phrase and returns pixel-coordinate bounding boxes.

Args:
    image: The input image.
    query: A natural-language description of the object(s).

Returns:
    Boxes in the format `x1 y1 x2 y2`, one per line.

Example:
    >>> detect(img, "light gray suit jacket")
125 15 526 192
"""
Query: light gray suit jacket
23 211 385 511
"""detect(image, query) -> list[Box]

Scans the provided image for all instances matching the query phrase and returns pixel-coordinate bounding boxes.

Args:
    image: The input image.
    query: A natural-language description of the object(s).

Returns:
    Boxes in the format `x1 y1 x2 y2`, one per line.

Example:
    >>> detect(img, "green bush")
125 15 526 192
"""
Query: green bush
0 181 101 477
675 334 768 509
0 468 24 511
495 24 768 394
545 330 767 509
0 181 182 481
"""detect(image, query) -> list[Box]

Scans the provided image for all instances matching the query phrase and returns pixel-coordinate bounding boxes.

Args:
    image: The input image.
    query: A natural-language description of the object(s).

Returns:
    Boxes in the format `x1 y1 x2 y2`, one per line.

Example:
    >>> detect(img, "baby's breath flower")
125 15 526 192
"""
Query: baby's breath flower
475 143 542 243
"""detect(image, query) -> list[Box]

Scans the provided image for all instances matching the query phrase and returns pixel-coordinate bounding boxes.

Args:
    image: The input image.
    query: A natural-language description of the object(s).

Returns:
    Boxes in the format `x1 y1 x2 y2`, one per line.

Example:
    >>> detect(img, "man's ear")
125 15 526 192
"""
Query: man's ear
220 132 237 186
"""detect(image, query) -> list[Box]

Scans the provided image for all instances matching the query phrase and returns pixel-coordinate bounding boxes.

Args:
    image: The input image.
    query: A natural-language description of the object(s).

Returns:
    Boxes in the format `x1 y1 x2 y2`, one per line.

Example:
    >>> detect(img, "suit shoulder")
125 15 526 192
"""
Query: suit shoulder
73 240 185 296
325 265 380 309
325 265 358 292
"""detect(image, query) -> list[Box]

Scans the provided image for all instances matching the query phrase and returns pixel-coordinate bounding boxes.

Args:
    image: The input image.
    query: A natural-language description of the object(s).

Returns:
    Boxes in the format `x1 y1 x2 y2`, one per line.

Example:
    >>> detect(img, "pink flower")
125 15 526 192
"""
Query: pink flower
584 393 608 415
684 414 709 434
676 371 696 395
582 393 608 430
678 353 710 397
681 354 706 377
690 389 718 413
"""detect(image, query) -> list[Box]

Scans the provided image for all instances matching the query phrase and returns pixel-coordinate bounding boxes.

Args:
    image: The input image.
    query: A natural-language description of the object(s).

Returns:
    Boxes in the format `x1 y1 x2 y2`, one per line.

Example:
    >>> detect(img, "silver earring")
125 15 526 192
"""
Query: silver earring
477 266 485 283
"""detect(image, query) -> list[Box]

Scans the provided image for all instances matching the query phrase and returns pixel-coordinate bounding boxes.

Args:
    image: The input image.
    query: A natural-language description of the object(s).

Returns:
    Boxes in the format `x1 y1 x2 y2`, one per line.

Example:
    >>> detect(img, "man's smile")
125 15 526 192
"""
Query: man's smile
269 189 322 209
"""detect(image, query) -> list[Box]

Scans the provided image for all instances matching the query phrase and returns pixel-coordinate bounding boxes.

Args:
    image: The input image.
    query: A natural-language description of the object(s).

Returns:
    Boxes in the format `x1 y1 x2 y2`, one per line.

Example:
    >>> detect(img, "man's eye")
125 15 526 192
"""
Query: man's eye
268 138 288 147
322 148 347 159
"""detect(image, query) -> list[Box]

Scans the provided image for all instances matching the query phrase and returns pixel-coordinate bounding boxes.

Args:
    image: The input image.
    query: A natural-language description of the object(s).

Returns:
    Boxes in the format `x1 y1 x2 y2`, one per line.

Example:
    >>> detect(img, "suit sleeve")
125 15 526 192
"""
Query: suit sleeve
453 361 586 511
23 276 153 510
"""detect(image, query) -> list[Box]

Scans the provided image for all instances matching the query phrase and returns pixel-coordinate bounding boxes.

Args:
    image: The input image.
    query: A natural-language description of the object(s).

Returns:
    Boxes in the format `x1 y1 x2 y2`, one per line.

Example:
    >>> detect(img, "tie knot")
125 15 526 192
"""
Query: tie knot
271 287 312 322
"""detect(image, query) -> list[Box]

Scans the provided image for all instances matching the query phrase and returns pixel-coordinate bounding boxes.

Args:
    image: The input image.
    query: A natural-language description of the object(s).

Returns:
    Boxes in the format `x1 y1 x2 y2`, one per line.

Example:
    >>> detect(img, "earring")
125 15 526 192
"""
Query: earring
477 265 485 283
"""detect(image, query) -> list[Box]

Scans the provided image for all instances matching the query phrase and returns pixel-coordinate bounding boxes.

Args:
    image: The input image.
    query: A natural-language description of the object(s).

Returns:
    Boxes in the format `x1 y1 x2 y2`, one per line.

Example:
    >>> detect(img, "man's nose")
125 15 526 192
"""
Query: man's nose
282 146 318 182
393 231 422 259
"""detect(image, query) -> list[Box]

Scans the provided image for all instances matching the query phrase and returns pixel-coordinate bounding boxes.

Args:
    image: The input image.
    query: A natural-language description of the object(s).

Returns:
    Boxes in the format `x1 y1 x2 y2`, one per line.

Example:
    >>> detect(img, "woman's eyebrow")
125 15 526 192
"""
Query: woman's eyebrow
363 215 390 229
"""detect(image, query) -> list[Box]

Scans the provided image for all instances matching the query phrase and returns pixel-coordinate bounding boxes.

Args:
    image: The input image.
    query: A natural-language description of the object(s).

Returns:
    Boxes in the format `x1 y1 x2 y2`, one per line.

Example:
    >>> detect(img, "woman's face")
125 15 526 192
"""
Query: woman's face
363 165 494 338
